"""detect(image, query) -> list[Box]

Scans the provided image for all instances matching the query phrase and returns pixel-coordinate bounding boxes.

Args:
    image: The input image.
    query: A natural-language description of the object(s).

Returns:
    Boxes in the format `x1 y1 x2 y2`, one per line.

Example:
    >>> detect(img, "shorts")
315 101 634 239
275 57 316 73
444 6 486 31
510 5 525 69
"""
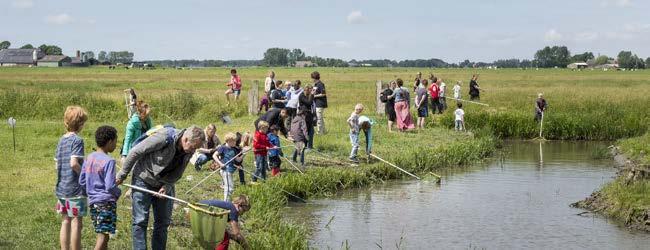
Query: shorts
232 89 241 96
56 196 88 217
90 202 117 234
418 106 429 117
269 155 281 168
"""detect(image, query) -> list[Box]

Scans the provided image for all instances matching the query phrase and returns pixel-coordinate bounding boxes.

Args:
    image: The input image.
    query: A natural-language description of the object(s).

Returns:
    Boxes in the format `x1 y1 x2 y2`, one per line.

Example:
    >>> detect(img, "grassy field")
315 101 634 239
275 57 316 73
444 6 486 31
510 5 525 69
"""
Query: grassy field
0 67 649 248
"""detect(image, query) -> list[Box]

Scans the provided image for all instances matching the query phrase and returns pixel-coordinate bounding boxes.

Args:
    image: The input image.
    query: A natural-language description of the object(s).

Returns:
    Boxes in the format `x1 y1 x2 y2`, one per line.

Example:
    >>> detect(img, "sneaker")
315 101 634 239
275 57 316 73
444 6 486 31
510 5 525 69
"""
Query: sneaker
349 157 359 164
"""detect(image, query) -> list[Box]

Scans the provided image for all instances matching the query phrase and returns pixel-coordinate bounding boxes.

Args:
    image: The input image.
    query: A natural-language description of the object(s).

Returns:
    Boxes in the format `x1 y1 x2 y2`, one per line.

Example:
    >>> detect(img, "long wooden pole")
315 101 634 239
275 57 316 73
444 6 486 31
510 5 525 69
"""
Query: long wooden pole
123 184 189 205
369 153 420 180
453 98 489 106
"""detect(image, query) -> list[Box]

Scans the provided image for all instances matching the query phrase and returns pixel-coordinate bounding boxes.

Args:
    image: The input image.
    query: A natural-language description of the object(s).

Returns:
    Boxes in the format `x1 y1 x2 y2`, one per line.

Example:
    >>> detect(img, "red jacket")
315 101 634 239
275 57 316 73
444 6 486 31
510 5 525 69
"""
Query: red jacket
428 84 440 99
253 130 273 156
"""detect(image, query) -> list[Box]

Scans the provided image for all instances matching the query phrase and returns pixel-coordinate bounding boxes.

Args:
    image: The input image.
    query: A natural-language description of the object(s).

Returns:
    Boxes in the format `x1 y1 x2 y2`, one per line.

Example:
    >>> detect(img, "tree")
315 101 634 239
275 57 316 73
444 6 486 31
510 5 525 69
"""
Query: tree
38 44 63 55
534 46 571 68
594 55 609 65
646 57 650 68
84 51 95 60
571 52 594 63
98 51 107 62
0 41 10 49
107 51 134 64
263 48 290 66
617 50 645 69
20 44 34 49
287 48 306 66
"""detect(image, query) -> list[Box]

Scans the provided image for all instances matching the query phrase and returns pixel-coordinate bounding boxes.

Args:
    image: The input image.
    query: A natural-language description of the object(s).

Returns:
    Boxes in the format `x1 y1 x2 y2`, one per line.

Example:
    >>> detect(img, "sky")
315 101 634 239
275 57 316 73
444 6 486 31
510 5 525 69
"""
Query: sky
2 0 650 62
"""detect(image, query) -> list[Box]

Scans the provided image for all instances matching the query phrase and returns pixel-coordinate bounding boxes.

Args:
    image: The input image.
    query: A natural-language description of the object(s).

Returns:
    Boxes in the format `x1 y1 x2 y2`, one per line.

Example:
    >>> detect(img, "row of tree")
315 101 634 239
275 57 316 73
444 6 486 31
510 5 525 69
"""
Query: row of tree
0 41 63 55
1 40 135 64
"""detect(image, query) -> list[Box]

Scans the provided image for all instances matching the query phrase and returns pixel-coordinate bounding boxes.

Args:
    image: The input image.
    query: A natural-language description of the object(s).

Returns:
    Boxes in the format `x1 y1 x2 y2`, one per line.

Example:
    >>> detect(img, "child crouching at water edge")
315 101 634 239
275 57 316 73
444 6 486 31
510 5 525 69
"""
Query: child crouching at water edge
55 106 88 250
252 121 274 183
268 125 283 176
211 133 243 201
348 103 364 164
79 125 122 250
199 195 251 250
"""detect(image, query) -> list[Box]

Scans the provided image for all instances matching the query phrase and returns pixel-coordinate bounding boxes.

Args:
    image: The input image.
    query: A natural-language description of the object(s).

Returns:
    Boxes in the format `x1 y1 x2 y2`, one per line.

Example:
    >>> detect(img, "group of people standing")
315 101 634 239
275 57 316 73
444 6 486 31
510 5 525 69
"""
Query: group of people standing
380 73 479 132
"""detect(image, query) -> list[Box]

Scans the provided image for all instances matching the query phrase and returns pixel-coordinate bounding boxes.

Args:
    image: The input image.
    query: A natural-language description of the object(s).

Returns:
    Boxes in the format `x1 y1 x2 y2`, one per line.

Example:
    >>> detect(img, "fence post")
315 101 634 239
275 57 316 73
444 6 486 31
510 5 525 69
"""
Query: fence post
248 80 259 115
376 80 385 115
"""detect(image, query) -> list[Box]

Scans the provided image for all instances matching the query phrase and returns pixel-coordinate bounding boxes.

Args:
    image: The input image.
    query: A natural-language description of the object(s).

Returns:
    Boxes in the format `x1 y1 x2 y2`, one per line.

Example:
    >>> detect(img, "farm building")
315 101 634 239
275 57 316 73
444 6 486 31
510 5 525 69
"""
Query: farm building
62 51 90 67
0 48 45 66
38 55 71 67
567 62 588 69
295 60 316 67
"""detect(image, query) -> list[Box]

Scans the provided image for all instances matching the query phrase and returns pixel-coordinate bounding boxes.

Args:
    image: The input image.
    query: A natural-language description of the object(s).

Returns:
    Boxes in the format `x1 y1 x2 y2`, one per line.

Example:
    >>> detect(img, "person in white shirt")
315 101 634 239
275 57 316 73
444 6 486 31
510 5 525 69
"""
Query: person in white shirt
453 81 462 100
454 102 465 131
264 71 276 94
285 80 303 129
439 79 447 111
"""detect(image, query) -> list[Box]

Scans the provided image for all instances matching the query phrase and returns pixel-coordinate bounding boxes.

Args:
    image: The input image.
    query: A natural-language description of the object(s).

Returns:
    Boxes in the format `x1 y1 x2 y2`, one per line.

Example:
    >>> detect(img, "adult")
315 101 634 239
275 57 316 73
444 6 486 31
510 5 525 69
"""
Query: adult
438 78 447 111
269 80 286 109
311 71 328 134
193 124 222 171
413 72 422 92
298 84 316 149
285 80 303 130
428 77 442 115
380 81 397 132
534 93 547 122
254 108 289 138
389 78 415 131
264 71 276 94
199 195 251 250
469 74 481 100
121 100 153 164
415 79 429 129
116 125 205 250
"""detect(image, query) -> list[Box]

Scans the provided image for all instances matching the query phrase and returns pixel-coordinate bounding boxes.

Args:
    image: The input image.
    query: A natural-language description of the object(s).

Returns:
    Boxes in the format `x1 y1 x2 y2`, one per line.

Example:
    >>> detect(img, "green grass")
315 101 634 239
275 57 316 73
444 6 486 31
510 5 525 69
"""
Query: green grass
599 177 650 225
1 67 649 248
618 132 650 165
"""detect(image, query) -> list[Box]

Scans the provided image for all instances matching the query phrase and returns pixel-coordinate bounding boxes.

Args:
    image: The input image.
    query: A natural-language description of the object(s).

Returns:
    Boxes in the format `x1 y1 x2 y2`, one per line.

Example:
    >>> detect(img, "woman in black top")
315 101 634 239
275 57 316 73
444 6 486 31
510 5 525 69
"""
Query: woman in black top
381 81 397 132
469 74 481 100
299 85 315 149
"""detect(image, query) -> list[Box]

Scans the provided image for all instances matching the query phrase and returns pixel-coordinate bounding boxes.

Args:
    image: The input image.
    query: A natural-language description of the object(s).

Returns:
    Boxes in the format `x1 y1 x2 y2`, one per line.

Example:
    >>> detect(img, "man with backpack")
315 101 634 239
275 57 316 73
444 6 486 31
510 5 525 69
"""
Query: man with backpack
116 125 205 250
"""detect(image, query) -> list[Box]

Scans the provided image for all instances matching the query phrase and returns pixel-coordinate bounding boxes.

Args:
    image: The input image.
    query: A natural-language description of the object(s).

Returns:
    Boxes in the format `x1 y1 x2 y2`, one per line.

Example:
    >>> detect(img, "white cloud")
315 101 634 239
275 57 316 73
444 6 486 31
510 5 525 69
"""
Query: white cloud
574 31 599 42
12 0 33 9
544 29 563 42
601 0 632 7
346 11 366 24
45 14 74 25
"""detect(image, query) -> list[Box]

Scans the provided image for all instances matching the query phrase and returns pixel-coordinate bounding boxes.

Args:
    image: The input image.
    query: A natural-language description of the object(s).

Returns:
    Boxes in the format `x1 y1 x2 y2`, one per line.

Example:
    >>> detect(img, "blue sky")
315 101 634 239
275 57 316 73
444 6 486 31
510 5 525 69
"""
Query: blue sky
2 0 649 62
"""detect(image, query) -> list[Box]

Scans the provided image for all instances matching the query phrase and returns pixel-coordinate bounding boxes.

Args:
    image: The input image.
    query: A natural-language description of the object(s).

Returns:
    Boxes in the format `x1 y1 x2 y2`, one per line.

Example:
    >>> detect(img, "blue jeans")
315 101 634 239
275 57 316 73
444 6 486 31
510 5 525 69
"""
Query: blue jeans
238 167 246 184
349 131 360 159
131 178 174 250
292 141 306 165
194 153 211 171
307 124 315 149
253 155 267 181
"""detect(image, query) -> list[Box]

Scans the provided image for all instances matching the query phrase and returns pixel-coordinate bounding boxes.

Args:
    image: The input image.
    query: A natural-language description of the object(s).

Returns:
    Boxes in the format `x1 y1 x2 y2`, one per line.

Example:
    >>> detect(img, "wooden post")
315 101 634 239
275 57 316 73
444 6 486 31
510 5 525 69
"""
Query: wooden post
376 80 385 115
248 80 259 115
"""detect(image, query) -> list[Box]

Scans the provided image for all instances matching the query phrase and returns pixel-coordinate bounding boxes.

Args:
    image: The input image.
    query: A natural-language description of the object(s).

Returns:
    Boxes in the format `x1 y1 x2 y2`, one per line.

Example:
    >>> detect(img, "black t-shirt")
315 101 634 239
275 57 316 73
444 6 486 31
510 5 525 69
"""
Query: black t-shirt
469 80 479 96
313 81 328 108
270 89 285 109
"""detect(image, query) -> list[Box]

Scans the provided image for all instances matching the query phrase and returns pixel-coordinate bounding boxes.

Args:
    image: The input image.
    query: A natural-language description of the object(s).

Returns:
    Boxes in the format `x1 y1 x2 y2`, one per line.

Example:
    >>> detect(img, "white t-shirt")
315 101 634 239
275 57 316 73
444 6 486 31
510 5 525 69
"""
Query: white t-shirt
286 87 302 109
454 108 465 121
439 82 446 97
453 85 461 99
264 77 274 93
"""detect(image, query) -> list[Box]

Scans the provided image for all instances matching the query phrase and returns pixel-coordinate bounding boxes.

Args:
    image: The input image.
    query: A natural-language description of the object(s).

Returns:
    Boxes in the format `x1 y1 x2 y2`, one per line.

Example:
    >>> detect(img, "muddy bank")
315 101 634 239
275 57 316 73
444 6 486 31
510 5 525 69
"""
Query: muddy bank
572 146 650 232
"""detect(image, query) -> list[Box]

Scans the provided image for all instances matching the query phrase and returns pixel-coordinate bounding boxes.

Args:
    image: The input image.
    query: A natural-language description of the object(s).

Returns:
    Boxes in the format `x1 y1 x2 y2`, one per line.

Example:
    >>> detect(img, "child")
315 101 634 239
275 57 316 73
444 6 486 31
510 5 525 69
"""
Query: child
199 195 251 250
258 94 270 113
234 132 252 185
358 115 374 160
290 110 308 168
55 106 88 250
193 123 221 171
454 102 465 131
347 103 363 164
225 68 242 102
453 81 462 100
79 125 122 250
267 125 283 176
252 121 274 183
415 79 429 129
211 133 243 201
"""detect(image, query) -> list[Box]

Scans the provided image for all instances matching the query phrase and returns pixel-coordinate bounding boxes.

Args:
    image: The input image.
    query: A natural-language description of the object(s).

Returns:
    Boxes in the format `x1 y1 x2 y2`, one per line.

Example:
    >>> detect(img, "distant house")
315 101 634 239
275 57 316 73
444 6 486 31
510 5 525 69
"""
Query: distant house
38 55 71 67
595 64 619 70
62 51 90 67
0 48 45 66
567 62 588 69
295 60 316 67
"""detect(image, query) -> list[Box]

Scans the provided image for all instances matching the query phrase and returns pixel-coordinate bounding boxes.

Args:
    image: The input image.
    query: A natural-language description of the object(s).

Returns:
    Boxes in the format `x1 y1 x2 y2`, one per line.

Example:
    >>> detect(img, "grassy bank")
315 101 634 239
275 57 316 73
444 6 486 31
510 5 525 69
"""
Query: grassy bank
573 132 650 231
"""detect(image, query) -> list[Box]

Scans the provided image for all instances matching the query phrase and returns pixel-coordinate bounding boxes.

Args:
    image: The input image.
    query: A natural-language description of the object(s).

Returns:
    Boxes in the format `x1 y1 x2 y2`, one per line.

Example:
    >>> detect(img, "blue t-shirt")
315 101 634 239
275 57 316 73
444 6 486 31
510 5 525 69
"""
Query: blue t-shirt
79 152 122 205
267 133 282 157
199 200 238 222
55 133 85 198
216 144 237 173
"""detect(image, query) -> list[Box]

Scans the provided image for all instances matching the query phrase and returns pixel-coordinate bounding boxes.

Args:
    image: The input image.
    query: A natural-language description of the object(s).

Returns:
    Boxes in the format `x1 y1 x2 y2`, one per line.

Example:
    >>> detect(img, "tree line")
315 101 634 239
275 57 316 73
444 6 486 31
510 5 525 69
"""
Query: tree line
0 40 135 64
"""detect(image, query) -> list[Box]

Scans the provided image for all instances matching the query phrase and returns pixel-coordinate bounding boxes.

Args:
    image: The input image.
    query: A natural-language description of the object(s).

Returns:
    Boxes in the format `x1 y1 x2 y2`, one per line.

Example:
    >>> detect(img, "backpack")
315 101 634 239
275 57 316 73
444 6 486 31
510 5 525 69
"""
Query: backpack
132 124 176 148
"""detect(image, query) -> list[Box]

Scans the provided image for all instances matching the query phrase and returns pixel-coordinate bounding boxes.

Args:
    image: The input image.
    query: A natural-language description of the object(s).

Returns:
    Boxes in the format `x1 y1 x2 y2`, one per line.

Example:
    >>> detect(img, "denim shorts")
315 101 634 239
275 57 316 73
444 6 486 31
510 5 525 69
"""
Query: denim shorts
90 202 117 234
418 106 429 117
232 89 241 96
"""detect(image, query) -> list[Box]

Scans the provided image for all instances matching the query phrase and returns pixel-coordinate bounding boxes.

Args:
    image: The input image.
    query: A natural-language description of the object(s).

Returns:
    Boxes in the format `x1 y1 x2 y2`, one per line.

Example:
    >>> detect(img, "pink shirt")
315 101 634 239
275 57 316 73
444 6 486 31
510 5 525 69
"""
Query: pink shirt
231 75 242 90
